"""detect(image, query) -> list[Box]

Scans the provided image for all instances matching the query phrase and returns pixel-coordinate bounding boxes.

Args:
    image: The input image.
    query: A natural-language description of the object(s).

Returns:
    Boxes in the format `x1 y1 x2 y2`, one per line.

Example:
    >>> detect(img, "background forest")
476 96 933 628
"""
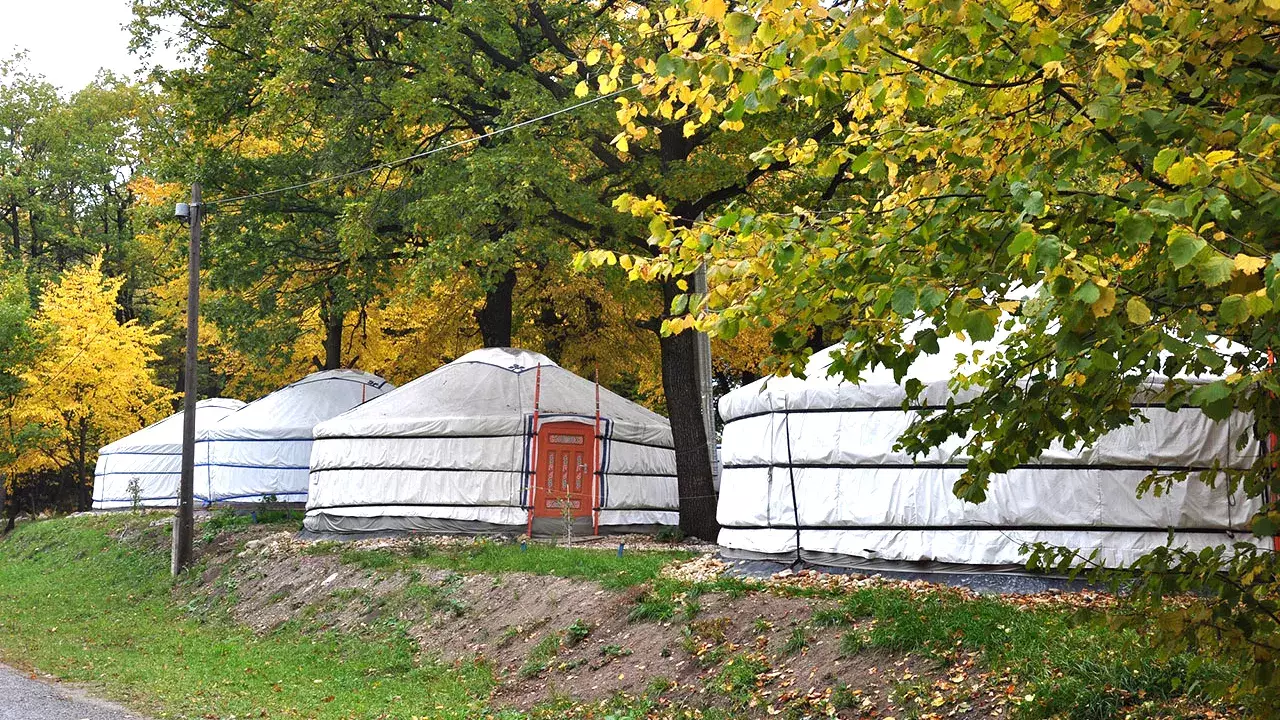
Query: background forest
0 3 784 526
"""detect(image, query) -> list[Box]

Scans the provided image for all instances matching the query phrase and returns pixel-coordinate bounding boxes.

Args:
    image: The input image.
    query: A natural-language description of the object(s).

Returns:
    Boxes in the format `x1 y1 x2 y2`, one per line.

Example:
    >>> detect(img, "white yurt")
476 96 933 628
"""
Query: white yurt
718 335 1270 570
304 347 679 536
197 369 393 504
92 398 246 509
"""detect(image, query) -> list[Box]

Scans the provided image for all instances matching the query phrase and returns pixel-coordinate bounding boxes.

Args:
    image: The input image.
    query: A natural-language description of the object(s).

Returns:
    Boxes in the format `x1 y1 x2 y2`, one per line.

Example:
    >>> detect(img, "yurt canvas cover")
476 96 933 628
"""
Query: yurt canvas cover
718 338 1270 570
93 398 245 509
198 370 393 504
304 347 679 535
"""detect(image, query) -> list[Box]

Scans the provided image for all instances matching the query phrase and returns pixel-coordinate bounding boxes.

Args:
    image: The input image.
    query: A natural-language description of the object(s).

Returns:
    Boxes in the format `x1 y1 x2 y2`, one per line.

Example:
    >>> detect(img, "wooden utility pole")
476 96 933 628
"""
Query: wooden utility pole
172 182 201 575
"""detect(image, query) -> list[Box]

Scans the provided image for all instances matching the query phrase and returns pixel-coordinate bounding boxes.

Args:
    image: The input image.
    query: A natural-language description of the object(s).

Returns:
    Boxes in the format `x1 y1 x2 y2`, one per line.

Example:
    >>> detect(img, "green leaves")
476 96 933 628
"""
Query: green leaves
1218 294 1248 325
1166 230 1206 269
1188 380 1233 420
891 286 917 316
1119 214 1154 246
1153 148 1180 174
963 309 997 342
1072 281 1101 304
1196 254 1234 287
724 12 758 40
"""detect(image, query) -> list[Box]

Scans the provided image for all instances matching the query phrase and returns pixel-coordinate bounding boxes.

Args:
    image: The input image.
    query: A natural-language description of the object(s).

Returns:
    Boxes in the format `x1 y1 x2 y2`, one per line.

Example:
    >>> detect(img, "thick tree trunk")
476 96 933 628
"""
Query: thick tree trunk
321 302 345 371
477 267 516 348
658 278 719 541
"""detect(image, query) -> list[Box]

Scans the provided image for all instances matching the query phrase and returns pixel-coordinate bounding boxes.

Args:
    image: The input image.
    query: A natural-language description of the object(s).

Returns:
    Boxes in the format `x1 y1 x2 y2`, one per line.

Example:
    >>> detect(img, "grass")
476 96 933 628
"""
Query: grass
826 587 1237 719
326 538 693 590
0 515 1246 720
0 515 493 719
520 634 563 678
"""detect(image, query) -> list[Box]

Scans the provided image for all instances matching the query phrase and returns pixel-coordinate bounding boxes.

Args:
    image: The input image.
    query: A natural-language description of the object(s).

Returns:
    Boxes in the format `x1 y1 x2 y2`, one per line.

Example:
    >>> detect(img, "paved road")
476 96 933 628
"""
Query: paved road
0 664 148 720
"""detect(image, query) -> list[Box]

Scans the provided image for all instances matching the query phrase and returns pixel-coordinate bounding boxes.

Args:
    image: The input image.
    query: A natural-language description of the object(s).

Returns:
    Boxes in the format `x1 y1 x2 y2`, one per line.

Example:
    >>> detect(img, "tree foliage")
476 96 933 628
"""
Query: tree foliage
131 0 812 538
602 0 1280 705
7 258 172 509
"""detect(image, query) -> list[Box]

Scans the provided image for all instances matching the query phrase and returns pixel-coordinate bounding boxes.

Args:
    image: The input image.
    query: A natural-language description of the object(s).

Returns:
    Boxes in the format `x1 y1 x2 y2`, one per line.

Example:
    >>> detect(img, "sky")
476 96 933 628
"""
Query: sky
0 0 181 92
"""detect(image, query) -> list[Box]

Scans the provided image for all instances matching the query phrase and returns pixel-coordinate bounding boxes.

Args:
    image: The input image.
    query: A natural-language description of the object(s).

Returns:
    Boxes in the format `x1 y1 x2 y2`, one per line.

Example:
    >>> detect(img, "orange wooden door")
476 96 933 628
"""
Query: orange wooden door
533 421 595 518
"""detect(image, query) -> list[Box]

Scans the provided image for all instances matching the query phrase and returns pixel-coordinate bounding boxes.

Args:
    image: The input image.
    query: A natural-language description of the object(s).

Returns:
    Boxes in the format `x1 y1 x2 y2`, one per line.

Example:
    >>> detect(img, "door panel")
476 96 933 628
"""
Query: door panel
533 421 596 518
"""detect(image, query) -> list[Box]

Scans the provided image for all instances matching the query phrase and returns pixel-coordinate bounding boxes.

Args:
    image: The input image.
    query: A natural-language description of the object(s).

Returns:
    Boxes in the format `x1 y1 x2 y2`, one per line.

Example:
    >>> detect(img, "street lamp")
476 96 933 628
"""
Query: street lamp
172 183 201 575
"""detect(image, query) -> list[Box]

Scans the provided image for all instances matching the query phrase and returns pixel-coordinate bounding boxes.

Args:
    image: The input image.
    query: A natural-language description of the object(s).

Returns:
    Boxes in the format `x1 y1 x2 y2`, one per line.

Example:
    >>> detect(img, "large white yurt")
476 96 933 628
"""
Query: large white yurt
92 398 246 509
197 369 393 505
717 336 1270 570
304 347 679 536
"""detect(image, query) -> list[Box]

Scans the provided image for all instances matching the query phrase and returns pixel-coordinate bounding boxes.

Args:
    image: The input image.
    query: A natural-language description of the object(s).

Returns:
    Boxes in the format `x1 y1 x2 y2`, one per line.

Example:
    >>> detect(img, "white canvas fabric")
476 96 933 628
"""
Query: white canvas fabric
718 340 1272 569
92 398 246 509
304 347 679 534
198 370 392 504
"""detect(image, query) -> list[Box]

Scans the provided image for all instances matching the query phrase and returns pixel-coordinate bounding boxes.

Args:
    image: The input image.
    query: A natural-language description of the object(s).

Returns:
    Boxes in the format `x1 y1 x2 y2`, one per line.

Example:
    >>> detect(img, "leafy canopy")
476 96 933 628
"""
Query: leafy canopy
602 0 1280 706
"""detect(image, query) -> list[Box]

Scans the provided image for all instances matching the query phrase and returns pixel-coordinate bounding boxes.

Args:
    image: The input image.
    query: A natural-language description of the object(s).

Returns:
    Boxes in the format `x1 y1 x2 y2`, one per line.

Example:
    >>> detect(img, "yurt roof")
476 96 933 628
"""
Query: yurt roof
200 369 392 441
721 327 1254 422
100 398 245 455
314 347 672 445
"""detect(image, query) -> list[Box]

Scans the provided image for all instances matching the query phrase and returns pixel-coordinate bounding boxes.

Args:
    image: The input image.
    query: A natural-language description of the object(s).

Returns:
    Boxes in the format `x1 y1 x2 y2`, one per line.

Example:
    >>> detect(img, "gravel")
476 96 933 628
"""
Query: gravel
0 664 149 720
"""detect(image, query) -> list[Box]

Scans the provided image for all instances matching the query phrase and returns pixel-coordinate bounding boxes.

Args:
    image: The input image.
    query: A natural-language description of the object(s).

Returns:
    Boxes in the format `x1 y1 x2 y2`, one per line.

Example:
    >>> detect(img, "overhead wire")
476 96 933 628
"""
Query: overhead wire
205 84 640 209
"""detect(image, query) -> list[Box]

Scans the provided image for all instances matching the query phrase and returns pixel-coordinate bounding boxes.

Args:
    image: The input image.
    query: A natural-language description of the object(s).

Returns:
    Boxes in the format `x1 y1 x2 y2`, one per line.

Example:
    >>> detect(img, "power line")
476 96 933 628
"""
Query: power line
206 84 639 208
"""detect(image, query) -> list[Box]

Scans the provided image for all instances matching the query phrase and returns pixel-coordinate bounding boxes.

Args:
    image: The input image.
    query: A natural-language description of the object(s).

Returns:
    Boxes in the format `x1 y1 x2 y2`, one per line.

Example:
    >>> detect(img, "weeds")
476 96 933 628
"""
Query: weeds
520 635 563 678
811 606 851 628
565 619 591 647
601 644 632 659
840 631 866 657
715 653 770 697
783 626 808 655
340 549 397 570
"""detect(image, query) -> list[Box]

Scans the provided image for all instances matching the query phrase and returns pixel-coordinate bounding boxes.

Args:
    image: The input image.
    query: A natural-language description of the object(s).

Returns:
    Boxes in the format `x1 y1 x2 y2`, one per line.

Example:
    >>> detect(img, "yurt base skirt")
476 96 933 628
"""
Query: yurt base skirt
718 527 1272 574
303 505 679 538
718 546 1029 575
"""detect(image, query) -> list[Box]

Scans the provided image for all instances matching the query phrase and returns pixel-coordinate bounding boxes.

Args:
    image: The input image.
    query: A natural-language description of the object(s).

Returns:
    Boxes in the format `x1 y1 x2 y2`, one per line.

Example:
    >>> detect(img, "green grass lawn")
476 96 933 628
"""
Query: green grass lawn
0 514 1250 720
0 515 494 719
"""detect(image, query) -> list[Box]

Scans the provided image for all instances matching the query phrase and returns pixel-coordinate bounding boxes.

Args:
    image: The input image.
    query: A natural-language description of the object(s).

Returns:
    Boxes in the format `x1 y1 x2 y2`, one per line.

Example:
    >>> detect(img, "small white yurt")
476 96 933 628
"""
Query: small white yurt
718 336 1270 570
92 398 246 509
197 369 393 504
304 347 679 536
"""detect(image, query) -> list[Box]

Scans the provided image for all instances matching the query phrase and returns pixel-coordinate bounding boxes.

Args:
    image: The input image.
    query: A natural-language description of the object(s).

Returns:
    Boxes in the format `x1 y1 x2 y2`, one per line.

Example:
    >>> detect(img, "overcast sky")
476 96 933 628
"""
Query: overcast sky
0 0 181 92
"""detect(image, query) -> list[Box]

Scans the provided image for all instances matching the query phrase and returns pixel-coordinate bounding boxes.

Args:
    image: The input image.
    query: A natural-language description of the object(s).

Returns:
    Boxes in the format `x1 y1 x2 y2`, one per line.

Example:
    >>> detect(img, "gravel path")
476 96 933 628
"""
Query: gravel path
0 664 148 720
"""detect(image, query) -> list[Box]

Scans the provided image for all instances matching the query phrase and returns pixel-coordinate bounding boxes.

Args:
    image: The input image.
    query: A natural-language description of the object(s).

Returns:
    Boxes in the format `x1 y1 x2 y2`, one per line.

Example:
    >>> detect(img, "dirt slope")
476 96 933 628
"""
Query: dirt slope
183 529 1003 718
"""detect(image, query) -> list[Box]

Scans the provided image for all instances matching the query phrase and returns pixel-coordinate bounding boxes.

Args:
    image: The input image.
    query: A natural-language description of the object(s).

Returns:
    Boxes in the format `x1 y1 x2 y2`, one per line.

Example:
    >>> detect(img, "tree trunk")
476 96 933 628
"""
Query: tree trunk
0 473 7 533
77 419 89 511
28 208 39 259
3 490 14 533
658 278 719 541
477 267 516 348
321 301 345 371
6 203 19 256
